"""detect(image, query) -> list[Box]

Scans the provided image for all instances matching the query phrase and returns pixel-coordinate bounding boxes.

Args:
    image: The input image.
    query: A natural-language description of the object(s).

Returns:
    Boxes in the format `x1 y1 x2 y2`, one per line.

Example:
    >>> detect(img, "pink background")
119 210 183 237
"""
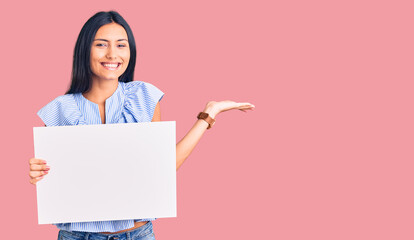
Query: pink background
1 0 413 239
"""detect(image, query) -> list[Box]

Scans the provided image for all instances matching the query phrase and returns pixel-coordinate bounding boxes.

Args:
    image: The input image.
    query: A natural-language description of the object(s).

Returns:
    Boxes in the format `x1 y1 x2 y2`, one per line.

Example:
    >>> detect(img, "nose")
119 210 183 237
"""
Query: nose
106 45 118 60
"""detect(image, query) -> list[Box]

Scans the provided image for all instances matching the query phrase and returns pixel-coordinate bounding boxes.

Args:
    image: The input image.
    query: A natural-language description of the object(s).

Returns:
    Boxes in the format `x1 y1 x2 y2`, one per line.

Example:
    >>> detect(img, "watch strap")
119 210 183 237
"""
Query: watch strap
197 112 215 129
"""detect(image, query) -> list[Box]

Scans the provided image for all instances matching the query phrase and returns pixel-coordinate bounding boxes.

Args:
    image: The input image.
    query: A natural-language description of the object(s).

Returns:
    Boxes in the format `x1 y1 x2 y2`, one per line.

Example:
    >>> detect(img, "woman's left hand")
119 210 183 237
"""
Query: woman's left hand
203 100 255 119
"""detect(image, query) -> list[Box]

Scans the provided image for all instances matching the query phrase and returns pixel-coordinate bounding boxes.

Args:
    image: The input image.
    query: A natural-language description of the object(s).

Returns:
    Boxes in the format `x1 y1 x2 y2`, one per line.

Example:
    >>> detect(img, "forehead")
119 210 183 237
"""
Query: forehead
94 22 128 40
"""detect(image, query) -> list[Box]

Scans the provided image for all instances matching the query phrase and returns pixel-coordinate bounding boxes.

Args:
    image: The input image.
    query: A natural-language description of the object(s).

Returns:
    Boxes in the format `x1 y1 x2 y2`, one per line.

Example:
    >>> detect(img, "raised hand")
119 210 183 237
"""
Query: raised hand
203 100 255 118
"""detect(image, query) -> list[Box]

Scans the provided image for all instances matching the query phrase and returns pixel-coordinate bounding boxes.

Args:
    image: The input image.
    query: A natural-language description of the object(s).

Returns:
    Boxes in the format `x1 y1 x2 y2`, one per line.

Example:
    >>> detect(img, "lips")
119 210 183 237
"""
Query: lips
101 62 121 70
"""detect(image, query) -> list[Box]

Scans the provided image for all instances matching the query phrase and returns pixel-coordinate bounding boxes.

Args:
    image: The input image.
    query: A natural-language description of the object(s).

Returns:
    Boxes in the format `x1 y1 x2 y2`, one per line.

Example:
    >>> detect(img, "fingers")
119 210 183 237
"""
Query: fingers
237 102 255 109
29 170 49 185
30 164 50 171
233 103 255 112
29 158 47 165
29 172 48 185
29 169 49 178
29 158 49 170
203 101 255 118
29 158 49 185
29 176 44 185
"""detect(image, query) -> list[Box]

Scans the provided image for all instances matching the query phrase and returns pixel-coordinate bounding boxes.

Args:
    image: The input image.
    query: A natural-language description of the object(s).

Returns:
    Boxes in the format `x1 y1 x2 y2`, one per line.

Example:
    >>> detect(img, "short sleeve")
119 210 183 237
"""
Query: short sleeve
122 81 164 123
37 95 84 127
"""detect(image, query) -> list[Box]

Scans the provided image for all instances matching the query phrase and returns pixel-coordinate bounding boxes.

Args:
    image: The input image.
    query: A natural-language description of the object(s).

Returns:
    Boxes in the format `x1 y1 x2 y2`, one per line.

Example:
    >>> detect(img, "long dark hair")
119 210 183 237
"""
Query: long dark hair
66 11 136 94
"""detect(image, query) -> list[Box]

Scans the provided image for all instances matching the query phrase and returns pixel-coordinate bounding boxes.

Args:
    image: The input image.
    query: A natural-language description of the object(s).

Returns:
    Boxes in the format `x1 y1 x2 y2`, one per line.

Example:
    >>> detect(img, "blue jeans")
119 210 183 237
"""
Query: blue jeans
57 221 155 240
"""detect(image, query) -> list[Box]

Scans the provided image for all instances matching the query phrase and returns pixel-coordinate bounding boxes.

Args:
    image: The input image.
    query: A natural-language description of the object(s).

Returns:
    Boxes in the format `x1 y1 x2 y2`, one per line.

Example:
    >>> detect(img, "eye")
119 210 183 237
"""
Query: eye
96 43 107 47
118 44 127 47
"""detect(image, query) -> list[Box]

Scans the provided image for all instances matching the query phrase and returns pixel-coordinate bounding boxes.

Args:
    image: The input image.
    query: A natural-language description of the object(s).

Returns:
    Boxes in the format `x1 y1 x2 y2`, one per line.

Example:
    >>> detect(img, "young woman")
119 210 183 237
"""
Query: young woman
29 11 254 240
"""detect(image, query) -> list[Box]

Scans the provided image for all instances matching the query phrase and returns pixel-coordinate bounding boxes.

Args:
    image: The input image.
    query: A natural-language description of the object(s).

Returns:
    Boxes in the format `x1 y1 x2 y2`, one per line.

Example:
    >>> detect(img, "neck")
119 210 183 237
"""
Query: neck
83 78 119 104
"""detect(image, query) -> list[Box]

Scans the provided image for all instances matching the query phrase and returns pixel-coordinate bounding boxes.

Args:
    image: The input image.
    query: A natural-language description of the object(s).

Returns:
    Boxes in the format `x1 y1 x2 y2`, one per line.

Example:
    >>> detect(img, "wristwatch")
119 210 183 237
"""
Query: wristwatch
197 112 215 129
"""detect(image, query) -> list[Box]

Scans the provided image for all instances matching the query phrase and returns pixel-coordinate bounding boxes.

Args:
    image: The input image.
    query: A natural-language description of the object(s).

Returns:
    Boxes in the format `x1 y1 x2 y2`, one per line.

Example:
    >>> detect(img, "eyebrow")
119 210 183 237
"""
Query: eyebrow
94 38 128 42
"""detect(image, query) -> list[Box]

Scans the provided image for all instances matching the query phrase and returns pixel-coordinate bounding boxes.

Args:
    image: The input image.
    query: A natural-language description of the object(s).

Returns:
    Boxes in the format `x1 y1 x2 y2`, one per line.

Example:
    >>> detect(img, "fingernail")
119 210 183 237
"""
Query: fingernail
45 166 50 170
43 171 49 175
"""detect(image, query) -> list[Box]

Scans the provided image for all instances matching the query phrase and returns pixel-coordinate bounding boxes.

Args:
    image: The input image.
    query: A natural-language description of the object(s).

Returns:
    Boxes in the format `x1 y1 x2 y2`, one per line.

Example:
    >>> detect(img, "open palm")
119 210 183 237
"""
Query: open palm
204 100 255 118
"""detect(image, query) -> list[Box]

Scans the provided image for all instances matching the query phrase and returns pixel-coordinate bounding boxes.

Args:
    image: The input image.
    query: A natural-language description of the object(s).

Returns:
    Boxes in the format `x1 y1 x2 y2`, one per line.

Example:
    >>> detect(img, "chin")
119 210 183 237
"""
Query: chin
92 75 120 82
105 77 121 81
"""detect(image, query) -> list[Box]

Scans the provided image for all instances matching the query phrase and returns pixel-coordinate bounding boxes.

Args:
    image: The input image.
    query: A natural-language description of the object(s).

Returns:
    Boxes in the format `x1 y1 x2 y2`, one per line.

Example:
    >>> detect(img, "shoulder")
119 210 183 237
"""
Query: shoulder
122 81 164 102
37 94 81 126
38 94 76 113
44 94 76 107
123 81 163 94
121 81 164 122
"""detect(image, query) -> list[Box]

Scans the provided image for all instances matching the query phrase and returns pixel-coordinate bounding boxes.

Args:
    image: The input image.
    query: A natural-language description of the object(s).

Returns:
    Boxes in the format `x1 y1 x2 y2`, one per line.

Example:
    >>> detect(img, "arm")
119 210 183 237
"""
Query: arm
152 101 255 170
30 100 254 184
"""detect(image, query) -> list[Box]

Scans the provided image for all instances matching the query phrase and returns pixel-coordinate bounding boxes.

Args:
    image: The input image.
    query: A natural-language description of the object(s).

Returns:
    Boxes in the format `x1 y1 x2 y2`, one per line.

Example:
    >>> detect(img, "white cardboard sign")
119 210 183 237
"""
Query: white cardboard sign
33 121 176 224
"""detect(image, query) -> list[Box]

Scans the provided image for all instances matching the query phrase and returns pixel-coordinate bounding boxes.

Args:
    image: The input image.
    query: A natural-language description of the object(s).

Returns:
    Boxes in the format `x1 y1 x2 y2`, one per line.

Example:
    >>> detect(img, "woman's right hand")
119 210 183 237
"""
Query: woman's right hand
29 158 50 185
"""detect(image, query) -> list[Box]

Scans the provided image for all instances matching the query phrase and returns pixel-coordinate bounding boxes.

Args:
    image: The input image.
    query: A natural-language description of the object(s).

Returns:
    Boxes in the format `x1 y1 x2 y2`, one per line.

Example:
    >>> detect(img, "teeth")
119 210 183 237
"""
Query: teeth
103 63 119 68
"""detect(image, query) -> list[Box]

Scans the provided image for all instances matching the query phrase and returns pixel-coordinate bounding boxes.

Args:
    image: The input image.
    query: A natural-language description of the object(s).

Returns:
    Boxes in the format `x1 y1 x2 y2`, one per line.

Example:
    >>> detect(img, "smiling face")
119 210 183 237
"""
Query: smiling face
90 22 130 82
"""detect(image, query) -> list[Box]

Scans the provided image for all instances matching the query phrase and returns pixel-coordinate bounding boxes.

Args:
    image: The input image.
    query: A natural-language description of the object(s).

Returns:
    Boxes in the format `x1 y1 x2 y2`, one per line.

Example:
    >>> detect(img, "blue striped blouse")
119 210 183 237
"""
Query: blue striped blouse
37 81 164 233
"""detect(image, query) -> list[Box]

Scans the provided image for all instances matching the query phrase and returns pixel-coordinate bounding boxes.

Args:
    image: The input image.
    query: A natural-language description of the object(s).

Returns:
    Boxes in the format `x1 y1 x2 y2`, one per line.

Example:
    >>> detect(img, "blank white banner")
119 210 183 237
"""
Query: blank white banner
33 121 176 224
